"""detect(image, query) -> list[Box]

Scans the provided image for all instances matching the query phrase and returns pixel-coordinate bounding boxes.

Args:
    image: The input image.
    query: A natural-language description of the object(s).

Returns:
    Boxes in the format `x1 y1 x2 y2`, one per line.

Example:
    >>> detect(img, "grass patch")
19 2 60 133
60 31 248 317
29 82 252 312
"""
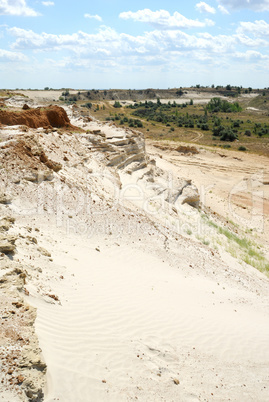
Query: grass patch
201 213 269 274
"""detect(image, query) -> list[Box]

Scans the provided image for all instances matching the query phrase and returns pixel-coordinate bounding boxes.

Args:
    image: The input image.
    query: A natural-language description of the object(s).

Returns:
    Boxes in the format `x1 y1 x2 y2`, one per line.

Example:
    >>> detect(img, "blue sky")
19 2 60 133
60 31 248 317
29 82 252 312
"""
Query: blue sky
0 0 269 89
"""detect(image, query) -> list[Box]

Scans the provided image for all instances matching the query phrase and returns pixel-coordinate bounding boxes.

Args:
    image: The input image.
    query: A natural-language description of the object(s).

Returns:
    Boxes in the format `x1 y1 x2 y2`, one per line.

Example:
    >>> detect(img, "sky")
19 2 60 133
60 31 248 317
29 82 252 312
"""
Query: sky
0 0 268 89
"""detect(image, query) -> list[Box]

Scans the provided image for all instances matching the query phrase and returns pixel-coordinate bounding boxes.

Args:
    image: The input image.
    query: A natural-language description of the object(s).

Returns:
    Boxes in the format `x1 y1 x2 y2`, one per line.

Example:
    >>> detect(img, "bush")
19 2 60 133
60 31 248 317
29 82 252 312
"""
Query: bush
201 123 209 130
213 125 238 141
113 101 122 108
233 120 241 128
82 102 92 109
244 130 251 136
238 146 247 151
135 120 143 128
220 129 238 142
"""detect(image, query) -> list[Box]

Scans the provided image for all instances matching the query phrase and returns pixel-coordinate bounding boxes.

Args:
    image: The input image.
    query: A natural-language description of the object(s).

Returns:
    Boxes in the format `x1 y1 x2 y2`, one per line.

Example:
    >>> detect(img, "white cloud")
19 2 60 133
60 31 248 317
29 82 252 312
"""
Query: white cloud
84 13 102 22
237 20 269 37
8 26 236 57
234 50 269 60
42 1 54 6
204 18 215 26
0 0 39 16
5 22 268 81
0 48 27 61
236 33 268 47
8 27 123 54
218 5 229 14
218 0 269 12
195 2 216 14
119 9 213 29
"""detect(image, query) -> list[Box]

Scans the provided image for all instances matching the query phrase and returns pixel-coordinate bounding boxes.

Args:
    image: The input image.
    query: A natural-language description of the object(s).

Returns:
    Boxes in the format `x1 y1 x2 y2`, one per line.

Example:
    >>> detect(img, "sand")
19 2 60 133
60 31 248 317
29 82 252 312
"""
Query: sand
147 141 269 249
0 93 269 401
25 214 269 402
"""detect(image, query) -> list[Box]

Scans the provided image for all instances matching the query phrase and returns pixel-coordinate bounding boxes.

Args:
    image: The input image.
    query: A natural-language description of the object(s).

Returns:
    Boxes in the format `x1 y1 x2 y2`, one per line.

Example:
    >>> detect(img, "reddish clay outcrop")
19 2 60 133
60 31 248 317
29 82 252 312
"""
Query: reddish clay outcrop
0 105 74 129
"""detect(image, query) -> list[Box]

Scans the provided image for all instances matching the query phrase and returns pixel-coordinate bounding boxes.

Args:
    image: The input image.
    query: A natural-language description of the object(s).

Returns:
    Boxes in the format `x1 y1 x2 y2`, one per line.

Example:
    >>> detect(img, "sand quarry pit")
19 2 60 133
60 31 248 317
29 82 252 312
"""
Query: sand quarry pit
0 92 269 402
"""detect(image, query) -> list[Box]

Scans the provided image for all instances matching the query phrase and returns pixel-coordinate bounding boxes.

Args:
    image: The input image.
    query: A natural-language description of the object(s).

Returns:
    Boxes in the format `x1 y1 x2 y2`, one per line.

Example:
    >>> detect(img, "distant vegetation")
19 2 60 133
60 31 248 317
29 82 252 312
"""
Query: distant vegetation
123 98 269 142
106 113 143 128
52 86 269 155
206 98 242 113
57 85 269 103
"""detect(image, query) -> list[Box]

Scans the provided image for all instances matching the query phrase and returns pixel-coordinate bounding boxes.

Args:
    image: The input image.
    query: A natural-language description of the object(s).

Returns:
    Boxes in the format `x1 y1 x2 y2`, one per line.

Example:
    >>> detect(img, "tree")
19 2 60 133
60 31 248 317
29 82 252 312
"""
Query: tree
62 90 69 97
176 89 183 96
206 97 242 113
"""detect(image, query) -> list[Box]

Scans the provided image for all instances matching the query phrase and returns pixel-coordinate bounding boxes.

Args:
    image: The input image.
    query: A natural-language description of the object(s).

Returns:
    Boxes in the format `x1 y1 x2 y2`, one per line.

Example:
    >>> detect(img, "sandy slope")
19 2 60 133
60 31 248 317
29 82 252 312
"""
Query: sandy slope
23 214 269 402
147 141 269 250
1 96 269 401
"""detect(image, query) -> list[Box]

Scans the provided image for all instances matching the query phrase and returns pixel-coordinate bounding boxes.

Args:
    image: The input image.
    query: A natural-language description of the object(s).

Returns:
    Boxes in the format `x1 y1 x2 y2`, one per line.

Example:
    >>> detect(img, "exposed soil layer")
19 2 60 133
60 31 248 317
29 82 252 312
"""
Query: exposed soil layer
0 105 74 129
0 134 62 186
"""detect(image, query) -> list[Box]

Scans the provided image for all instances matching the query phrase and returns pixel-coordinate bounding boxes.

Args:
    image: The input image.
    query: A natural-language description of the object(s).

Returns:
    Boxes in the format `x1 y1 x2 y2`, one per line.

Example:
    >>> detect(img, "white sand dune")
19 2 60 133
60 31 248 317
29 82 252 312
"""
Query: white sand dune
27 221 269 402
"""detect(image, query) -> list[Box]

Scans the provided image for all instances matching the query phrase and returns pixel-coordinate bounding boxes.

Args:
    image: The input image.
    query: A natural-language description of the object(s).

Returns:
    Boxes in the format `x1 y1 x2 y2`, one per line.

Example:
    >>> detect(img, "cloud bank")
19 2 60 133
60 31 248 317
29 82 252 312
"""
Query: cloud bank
0 0 39 16
119 9 214 29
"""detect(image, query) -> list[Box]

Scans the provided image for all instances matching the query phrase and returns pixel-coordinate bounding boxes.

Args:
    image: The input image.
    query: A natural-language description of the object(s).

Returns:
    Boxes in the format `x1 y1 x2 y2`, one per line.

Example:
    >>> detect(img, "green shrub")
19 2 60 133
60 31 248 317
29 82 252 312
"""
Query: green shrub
113 101 122 108
206 97 242 113
213 125 238 141
220 129 238 141
82 102 92 109
233 120 241 128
